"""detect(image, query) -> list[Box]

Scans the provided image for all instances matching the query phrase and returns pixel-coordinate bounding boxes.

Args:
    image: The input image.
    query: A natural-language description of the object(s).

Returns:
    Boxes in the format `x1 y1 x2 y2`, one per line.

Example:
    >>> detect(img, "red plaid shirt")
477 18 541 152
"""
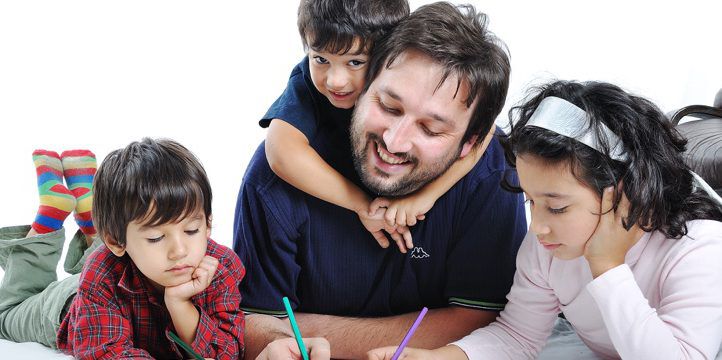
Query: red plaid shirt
56 238 245 359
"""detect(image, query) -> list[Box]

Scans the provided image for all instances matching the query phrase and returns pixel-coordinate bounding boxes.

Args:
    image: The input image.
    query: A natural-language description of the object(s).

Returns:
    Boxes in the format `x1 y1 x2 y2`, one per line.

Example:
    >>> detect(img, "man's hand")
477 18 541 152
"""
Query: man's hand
165 255 219 303
256 337 331 360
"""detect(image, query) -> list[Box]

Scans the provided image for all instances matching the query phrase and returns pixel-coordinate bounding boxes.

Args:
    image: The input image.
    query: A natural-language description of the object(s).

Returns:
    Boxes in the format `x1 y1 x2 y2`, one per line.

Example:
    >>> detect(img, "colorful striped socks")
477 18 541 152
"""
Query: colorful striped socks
31 150 76 234
61 150 97 236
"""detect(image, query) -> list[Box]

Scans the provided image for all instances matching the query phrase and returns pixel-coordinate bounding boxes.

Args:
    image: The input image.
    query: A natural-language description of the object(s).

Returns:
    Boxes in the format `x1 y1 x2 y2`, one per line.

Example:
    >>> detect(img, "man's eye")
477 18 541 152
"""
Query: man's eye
380 102 400 115
421 125 440 137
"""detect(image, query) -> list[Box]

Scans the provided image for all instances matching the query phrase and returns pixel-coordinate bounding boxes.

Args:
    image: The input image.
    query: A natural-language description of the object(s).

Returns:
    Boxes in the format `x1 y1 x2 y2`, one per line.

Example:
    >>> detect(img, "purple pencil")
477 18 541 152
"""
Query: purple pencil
391 307 429 360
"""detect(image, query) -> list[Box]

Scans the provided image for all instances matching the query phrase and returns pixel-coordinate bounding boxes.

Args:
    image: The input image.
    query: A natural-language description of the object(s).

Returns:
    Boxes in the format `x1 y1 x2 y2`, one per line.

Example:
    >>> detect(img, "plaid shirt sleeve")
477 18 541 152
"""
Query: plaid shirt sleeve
59 273 154 359
184 242 246 360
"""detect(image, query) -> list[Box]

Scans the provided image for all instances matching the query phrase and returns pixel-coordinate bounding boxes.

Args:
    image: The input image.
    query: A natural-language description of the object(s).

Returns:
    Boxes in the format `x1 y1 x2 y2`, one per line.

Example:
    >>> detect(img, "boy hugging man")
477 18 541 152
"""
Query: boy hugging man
0 138 245 359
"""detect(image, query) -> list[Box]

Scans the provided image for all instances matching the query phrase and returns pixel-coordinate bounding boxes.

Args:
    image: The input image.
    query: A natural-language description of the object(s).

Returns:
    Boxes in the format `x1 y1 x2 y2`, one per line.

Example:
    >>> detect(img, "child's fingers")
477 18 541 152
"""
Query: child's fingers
599 186 615 225
416 214 425 221
398 225 414 249
200 256 219 280
384 206 398 227
397 210 408 227
369 197 390 216
616 189 632 226
406 211 417 226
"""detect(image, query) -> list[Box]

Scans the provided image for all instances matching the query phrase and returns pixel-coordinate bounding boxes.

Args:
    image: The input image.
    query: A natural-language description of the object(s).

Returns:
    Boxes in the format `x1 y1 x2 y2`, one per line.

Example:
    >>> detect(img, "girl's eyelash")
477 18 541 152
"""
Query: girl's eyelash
186 229 200 235
548 206 568 214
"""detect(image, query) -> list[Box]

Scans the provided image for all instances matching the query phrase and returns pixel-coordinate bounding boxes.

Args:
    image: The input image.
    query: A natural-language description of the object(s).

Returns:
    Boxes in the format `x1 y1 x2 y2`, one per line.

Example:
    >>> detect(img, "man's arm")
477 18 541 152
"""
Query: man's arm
244 314 295 360
295 307 498 359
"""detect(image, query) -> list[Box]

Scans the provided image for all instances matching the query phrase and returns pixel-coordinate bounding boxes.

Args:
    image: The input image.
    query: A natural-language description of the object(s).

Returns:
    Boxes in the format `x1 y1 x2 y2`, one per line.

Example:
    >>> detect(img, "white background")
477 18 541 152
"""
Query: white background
1 0 720 278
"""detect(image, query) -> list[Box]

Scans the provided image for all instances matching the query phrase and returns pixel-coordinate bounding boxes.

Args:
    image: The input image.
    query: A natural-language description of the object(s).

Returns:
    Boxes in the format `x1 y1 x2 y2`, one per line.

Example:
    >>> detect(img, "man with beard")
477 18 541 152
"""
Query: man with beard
233 3 526 359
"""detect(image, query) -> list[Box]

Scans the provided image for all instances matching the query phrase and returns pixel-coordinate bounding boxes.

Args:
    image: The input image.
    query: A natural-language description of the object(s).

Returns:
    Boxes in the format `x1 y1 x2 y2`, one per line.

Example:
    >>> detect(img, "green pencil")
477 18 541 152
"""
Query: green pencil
168 330 204 360
283 296 310 360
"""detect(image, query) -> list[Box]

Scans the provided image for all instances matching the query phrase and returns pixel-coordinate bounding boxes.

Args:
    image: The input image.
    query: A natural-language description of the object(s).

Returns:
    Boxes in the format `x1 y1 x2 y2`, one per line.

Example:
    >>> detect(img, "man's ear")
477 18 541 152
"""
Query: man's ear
103 236 126 257
459 134 480 158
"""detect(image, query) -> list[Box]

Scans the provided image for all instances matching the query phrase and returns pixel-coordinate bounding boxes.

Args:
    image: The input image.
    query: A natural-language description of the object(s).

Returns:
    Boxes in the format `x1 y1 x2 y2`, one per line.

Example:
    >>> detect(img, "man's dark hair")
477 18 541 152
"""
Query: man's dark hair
297 0 409 55
366 1 510 145
93 138 212 247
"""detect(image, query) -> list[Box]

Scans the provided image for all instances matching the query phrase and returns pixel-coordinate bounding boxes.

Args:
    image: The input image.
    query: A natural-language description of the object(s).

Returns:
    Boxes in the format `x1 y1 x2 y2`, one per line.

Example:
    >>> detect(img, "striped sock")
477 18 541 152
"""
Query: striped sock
61 150 97 236
31 150 76 234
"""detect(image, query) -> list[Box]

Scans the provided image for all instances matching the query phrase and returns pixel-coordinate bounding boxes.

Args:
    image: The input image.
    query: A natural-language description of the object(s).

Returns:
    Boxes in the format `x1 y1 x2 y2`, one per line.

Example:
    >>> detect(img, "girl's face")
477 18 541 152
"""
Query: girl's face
516 154 602 259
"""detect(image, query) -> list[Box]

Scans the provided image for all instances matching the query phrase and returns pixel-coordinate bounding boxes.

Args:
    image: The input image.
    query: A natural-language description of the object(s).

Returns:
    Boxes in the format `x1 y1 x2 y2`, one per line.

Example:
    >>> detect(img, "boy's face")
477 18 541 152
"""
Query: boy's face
516 154 602 260
117 210 210 291
307 37 368 109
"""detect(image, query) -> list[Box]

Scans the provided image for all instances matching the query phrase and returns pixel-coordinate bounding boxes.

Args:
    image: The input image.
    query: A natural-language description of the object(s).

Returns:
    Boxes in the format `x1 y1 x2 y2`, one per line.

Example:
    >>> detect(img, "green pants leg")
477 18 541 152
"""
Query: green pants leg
0 225 101 348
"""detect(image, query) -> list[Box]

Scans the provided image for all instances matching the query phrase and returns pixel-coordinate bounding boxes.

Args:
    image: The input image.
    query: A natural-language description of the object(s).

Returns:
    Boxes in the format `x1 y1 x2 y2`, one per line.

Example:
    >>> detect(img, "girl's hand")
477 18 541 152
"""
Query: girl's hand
370 196 431 228
366 345 466 360
584 186 644 278
357 207 413 253
164 255 219 302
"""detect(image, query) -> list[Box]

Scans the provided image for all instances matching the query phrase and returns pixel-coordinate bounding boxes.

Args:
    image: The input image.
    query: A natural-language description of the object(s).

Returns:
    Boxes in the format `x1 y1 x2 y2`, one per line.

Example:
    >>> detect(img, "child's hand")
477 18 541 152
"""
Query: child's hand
164 255 219 303
370 196 431 228
257 337 331 360
365 346 438 360
357 207 413 253
584 186 645 278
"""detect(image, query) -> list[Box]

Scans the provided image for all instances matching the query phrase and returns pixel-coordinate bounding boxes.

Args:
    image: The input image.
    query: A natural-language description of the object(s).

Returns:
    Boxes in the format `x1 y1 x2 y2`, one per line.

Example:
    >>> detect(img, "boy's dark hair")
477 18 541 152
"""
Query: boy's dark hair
365 1 510 146
501 80 722 239
297 0 409 55
93 138 212 247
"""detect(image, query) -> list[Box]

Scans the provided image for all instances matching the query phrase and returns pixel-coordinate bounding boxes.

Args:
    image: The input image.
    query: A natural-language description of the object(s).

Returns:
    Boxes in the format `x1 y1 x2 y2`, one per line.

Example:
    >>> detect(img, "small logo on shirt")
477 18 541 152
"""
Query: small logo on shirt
410 247 430 259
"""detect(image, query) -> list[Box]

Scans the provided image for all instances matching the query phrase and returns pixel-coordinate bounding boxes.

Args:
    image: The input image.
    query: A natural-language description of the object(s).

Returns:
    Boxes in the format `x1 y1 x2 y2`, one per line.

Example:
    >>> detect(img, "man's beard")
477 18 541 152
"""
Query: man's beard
350 111 462 196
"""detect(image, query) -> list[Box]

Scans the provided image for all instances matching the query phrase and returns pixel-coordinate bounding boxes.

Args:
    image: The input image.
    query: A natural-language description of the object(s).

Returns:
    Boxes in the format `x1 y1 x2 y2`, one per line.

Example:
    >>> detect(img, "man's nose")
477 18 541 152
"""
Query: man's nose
382 117 413 154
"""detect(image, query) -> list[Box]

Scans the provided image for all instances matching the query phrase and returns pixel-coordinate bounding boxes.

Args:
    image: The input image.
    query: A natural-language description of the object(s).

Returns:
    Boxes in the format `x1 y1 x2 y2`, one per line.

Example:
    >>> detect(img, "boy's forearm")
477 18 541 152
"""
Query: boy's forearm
294 306 498 359
422 127 493 200
266 120 370 213
166 299 200 348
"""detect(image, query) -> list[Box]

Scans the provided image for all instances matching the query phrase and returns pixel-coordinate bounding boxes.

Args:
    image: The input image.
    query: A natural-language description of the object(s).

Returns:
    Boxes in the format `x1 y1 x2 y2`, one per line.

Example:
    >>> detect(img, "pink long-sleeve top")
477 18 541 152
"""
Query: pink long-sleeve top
453 219 722 360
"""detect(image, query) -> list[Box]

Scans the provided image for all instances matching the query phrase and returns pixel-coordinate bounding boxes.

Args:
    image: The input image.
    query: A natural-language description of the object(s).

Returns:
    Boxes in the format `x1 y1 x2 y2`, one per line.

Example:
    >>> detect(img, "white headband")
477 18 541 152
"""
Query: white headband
525 96 628 161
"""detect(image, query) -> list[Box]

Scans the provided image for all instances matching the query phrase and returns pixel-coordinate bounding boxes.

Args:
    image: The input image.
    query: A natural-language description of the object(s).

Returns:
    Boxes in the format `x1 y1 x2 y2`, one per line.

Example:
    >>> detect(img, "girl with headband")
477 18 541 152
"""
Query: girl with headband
367 80 722 359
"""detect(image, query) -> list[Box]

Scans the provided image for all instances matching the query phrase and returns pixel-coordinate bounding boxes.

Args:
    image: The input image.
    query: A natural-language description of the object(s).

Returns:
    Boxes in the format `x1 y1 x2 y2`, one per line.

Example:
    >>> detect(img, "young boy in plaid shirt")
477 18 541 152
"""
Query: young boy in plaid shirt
0 138 245 359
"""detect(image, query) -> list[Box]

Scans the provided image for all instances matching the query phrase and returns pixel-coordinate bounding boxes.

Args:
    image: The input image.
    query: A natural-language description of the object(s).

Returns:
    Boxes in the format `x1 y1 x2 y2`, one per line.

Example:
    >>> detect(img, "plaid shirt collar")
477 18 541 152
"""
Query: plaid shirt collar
116 255 164 306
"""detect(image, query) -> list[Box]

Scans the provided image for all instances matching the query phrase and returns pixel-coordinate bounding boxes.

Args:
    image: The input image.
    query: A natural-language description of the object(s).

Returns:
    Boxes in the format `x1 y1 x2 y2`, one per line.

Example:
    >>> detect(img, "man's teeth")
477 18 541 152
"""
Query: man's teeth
377 146 405 165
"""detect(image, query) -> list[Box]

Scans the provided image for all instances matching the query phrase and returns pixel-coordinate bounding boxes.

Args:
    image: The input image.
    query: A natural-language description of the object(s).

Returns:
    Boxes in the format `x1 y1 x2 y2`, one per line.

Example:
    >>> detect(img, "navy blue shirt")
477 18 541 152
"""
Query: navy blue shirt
234 57 527 317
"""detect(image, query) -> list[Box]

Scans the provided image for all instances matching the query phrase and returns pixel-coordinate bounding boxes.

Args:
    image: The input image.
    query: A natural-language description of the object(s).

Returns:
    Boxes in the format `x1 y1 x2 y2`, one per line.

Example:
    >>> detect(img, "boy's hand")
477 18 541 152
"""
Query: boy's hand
370 196 431 228
584 186 644 278
357 207 413 253
164 255 219 302
256 337 331 360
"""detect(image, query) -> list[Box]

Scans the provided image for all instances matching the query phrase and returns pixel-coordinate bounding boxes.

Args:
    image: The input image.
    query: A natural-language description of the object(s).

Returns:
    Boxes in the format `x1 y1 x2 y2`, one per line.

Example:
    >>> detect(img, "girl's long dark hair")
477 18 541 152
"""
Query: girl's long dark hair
501 80 722 238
